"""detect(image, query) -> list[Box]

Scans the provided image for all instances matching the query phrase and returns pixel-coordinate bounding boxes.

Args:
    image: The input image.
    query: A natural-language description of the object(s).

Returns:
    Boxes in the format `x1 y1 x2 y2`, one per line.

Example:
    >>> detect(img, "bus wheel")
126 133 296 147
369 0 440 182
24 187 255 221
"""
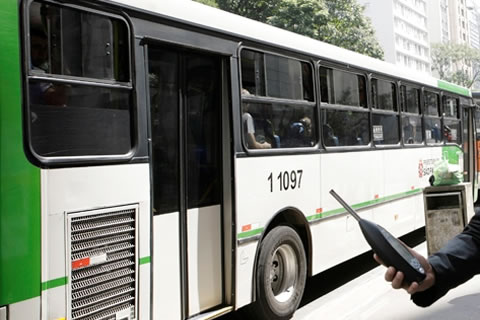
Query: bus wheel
251 225 307 320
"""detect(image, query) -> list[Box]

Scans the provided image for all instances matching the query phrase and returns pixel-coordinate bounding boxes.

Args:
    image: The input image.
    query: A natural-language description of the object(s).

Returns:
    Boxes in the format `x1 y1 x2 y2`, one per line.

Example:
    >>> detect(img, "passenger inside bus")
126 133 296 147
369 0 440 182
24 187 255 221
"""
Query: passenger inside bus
285 116 314 147
242 89 272 149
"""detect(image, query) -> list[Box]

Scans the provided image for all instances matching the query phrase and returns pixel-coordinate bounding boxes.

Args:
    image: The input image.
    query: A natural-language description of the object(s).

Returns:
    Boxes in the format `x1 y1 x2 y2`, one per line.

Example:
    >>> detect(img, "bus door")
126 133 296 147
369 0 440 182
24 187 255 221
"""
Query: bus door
148 46 225 317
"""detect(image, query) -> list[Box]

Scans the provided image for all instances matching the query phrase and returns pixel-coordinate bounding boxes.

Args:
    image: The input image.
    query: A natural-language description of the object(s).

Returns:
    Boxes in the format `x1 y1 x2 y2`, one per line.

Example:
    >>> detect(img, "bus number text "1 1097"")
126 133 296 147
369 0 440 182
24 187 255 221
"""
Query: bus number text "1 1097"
267 170 303 193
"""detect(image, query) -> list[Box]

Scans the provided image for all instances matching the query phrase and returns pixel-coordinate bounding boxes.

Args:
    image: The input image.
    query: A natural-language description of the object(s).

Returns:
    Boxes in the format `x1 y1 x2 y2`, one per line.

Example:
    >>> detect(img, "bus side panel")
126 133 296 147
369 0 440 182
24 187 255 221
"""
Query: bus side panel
235 154 321 308
0 0 42 309
41 164 151 320
313 151 379 273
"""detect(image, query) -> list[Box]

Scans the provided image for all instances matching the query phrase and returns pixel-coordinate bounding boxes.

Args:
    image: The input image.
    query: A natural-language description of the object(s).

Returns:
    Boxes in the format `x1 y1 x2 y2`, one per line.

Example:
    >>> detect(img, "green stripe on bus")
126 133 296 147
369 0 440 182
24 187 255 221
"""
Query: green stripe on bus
139 256 151 265
0 1 42 305
239 188 423 240
237 228 264 239
41 277 68 291
437 80 471 96
308 188 423 221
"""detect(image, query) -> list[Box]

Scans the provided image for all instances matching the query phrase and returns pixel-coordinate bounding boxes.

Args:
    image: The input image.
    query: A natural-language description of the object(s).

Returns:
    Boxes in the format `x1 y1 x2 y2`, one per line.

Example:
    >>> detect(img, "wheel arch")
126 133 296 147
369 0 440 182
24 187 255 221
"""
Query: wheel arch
251 206 313 302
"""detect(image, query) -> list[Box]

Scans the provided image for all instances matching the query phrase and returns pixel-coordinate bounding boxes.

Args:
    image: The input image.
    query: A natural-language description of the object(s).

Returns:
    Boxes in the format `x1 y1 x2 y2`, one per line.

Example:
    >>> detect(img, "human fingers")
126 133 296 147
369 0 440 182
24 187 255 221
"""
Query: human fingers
390 270 405 289
373 253 384 266
406 282 420 295
385 266 397 282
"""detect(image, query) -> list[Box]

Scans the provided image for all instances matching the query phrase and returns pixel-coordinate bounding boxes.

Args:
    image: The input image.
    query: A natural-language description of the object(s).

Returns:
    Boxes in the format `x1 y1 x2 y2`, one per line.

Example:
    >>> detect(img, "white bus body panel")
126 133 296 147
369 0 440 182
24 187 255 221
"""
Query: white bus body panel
40 163 150 320
187 205 223 315
234 147 447 306
153 212 182 320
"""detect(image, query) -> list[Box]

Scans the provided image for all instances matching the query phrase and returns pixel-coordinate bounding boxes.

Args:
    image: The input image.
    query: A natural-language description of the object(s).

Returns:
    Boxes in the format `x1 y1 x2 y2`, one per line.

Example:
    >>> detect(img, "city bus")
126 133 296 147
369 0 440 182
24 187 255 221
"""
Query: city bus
0 1 477 320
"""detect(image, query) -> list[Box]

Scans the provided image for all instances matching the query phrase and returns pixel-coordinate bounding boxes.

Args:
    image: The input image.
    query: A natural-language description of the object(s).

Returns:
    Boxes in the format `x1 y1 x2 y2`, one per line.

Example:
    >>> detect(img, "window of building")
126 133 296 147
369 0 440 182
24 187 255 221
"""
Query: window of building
240 49 317 149
319 66 369 147
27 0 132 158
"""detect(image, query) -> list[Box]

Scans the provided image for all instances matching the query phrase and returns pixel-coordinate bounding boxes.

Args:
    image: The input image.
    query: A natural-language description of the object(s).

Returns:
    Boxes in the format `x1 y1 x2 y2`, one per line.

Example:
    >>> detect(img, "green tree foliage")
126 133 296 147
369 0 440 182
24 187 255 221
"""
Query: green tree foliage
431 43 480 88
194 0 384 60
195 0 218 8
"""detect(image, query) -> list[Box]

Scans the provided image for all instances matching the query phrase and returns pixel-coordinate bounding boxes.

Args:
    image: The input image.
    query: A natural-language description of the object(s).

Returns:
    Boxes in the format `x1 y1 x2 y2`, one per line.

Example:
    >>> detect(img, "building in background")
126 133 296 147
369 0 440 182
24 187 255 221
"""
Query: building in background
427 0 451 44
358 0 431 75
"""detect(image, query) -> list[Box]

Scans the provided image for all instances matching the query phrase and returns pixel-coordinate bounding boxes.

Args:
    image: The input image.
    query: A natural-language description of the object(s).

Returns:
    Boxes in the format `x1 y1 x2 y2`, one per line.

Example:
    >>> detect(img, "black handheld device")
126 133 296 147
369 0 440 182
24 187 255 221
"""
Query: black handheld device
329 189 426 283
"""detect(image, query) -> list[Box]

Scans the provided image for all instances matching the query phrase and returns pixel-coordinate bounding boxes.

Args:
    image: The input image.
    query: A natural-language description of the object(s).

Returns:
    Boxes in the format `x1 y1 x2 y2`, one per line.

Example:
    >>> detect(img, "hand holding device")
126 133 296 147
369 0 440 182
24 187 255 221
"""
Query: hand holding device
329 189 426 284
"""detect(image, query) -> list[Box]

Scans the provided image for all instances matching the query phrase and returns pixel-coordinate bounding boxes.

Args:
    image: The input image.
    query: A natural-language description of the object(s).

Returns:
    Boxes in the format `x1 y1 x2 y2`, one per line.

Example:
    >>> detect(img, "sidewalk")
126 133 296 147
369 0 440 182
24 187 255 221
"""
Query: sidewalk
294 242 480 320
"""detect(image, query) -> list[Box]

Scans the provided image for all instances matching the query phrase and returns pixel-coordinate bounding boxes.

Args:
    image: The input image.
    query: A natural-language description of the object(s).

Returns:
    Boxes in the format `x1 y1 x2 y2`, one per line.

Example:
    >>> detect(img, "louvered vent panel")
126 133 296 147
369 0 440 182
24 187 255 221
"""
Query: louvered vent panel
68 207 137 320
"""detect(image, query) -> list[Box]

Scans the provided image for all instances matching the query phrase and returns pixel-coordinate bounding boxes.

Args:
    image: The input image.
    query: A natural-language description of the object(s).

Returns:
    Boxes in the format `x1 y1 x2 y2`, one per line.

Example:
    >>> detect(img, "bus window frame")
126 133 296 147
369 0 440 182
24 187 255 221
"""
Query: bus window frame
318 61 372 150
399 81 424 147
238 46 319 154
369 74 401 147
422 88 444 146
22 0 137 167
442 93 462 146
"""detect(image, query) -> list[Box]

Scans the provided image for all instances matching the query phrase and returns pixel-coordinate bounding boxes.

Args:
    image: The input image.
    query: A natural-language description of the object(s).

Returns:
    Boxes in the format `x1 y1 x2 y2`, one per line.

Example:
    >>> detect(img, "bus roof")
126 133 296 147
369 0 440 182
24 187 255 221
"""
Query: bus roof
109 0 471 97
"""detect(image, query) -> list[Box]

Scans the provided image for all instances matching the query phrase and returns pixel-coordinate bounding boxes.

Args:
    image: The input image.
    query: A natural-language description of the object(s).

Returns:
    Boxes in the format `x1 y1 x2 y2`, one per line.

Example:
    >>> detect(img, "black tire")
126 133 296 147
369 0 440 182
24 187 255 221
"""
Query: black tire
249 225 307 320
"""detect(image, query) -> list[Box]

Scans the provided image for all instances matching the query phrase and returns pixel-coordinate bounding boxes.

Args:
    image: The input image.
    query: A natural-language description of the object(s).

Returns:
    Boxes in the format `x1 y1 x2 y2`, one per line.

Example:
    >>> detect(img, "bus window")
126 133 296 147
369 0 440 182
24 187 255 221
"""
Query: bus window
240 49 317 149
320 67 367 108
443 95 461 144
320 66 369 147
400 85 423 144
371 78 399 145
241 50 265 96
241 49 314 101
29 1 129 81
371 79 397 111
242 101 316 148
424 90 442 145
400 85 421 114
27 1 132 158
443 95 459 118
424 90 440 116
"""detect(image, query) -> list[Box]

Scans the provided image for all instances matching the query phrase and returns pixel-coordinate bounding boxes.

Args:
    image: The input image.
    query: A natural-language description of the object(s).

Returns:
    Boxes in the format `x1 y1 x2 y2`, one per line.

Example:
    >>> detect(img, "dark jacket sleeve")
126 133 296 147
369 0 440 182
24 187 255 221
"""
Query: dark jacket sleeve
411 209 480 307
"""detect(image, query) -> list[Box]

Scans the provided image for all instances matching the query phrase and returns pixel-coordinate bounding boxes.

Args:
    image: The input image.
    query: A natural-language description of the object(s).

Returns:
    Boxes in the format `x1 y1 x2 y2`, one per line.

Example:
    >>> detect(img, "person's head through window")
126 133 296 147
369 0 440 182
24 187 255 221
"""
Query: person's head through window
30 29 48 72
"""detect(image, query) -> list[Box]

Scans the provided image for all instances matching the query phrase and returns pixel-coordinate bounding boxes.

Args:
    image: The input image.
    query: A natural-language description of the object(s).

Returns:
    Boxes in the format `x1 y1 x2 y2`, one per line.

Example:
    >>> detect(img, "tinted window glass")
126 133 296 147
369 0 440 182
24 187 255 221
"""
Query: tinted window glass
320 67 367 108
424 117 443 144
424 91 440 116
241 49 314 101
186 55 222 208
29 1 129 81
266 54 302 99
372 114 400 145
149 49 179 214
372 79 397 111
241 50 265 96
242 102 316 149
443 95 459 118
402 115 423 144
444 119 461 144
28 1 133 159
322 109 370 146
29 81 131 156
400 85 420 114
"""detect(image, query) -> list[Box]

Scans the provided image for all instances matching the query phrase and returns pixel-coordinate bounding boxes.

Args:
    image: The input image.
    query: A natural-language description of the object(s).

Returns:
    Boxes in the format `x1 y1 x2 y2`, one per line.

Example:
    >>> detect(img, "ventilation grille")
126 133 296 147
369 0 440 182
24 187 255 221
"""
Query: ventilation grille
68 207 137 320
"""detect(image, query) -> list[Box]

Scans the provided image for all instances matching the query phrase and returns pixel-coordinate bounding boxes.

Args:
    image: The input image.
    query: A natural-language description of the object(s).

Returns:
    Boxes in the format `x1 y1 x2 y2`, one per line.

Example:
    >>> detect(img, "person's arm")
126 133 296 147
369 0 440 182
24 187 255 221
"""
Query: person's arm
243 112 271 149
377 209 480 307
411 209 480 306
246 133 271 149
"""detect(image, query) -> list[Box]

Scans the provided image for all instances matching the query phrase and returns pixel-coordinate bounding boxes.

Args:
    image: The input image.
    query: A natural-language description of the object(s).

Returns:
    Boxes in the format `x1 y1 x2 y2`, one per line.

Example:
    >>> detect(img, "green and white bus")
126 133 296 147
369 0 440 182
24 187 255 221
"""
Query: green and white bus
1 1 477 320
